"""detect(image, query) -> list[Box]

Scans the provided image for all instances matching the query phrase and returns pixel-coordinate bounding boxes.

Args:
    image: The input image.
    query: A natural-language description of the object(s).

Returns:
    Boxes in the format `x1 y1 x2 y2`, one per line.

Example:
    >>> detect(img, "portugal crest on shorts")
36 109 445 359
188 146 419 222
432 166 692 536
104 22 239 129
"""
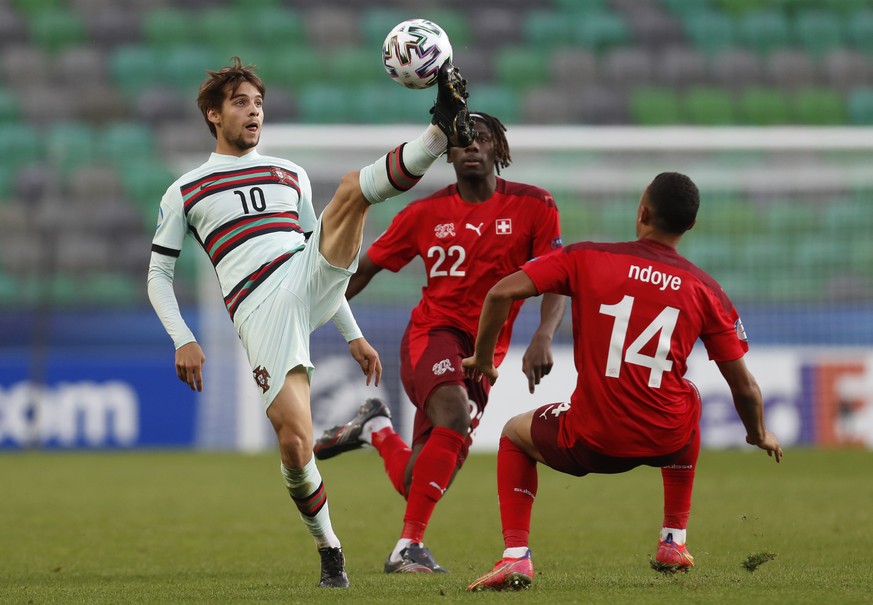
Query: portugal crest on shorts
252 365 271 393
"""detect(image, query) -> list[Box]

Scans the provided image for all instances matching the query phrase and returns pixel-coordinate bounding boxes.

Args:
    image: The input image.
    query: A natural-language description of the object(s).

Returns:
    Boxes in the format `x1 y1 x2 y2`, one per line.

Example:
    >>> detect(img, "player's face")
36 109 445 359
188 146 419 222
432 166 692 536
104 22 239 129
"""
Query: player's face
448 121 496 180
211 81 263 156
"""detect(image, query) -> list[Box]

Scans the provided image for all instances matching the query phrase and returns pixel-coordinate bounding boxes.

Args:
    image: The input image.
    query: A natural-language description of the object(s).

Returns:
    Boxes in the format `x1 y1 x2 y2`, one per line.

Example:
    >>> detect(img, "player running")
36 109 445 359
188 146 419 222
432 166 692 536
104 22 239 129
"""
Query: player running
147 56 475 588
313 112 566 574
462 172 783 591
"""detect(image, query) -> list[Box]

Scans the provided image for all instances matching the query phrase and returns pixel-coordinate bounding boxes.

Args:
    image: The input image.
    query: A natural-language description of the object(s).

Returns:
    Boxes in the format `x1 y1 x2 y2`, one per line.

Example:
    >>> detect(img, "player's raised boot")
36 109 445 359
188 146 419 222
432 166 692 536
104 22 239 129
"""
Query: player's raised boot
384 543 448 574
429 59 476 148
466 550 534 591
654 534 695 573
313 398 391 460
318 546 349 588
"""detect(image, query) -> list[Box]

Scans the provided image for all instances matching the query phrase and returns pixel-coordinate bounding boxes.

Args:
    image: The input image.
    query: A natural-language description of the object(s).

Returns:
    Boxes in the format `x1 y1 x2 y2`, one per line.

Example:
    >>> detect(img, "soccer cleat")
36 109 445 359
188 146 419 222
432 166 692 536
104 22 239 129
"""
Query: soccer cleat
429 59 476 148
466 550 534 591
654 535 695 573
384 543 449 574
313 398 391 460
318 546 349 588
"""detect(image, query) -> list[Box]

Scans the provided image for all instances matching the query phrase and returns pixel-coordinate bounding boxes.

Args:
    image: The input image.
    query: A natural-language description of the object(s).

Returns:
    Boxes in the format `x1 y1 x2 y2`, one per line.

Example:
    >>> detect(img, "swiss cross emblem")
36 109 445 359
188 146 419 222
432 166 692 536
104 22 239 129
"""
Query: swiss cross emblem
252 365 271 393
496 219 512 235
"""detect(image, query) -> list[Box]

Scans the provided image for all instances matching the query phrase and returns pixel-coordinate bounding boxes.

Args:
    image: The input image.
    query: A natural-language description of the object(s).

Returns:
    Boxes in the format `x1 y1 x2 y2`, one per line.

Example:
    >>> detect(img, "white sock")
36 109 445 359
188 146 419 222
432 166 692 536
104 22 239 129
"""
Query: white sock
660 527 687 545
358 124 446 204
360 416 393 445
502 547 530 559
390 538 414 562
281 457 341 549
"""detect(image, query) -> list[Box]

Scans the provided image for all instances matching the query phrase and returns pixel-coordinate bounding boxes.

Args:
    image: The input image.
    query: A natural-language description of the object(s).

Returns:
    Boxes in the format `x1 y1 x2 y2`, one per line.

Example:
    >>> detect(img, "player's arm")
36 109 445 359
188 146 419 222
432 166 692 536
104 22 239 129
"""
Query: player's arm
332 298 382 386
715 356 783 462
463 270 539 385
147 250 205 392
521 293 567 393
346 253 384 300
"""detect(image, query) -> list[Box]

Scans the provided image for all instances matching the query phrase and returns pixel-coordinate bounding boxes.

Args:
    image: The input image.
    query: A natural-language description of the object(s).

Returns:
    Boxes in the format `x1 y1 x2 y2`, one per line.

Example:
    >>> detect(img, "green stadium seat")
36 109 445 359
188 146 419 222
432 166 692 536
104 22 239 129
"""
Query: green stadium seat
84 273 139 306
737 88 790 125
0 270 17 306
419 9 470 49
494 47 551 90
257 45 323 90
119 160 175 211
682 88 736 124
571 12 630 53
110 45 162 96
763 200 818 234
629 87 682 125
27 8 85 54
360 8 409 48
355 84 433 124
142 8 193 50
45 122 97 173
737 10 790 56
522 10 575 48
717 0 769 16
845 10 873 57
165 46 220 94
553 0 607 13
793 10 845 58
0 89 20 124
463 83 521 124
847 88 873 124
791 88 847 124
296 85 355 123
662 0 714 14
328 48 384 87
197 8 245 55
0 123 43 168
681 10 736 57
98 122 155 167
823 197 873 232
248 7 303 48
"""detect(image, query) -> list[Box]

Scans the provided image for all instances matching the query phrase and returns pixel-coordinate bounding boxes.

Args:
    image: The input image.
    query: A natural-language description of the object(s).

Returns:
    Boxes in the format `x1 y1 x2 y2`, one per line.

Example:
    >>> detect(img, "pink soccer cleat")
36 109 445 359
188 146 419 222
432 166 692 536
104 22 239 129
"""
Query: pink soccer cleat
466 550 534 592
655 535 695 573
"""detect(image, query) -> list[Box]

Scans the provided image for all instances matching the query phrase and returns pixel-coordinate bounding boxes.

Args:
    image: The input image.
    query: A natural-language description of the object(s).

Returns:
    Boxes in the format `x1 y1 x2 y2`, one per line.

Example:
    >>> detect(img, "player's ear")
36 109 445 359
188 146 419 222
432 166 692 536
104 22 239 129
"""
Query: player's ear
207 107 221 129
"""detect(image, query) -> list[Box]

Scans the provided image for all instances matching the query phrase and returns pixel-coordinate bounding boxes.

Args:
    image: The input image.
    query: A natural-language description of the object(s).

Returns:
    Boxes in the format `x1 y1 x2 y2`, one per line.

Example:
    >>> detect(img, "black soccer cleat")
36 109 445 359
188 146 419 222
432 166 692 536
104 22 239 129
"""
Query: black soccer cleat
318 546 350 588
430 59 476 148
384 543 449 574
313 398 392 460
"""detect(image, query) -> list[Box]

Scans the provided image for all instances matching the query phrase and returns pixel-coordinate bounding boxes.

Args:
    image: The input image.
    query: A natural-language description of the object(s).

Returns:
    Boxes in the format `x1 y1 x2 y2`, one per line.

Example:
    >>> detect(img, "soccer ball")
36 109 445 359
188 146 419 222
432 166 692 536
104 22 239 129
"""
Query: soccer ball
382 19 453 90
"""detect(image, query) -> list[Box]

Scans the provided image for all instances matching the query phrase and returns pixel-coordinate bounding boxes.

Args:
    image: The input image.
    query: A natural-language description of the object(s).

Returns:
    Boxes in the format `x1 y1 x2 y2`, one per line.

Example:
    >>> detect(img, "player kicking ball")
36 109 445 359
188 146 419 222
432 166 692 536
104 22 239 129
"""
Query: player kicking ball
462 172 783 591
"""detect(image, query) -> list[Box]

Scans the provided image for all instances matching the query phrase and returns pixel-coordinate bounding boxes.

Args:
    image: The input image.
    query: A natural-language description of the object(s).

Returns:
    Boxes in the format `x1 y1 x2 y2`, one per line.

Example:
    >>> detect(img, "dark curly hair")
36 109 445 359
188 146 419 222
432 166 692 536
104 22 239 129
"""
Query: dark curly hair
645 172 700 234
470 112 511 174
197 56 265 139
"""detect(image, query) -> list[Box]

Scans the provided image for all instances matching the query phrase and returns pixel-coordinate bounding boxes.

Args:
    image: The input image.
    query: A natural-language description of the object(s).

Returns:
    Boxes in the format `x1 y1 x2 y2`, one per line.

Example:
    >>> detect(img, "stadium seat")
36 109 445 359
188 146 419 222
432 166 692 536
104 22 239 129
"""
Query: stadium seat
83 273 141 306
118 160 176 210
682 87 736 125
765 50 821 91
84 5 142 48
600 47 654 90
494 47 551 90
420 9 470 49
522 10 575 48
109 45 162 96
27 8 86 54
142 8 193 50
791 88 846 125
0 6 28 47
823 50 873 92
45 122 97 173
296 85 356 123
328 48 385 87
0 123 43 168
763 200 818 234
463 83 521 124
248 6 304 49
710 49 764 91
681 10 736 57
737 88 790 125
520 86 578 124
165 46 220 93
847 88 873 124
572 11 630 53
575 85 629 124
12 163 61 203
845 10 873 57
1 44 51 88
656 47 709 90
793 10 845 58
470 7 522 46
717 0 770 16
0 89 20 124
304 7 361 51
737 10 790 56
355 84 432 124
360 7 409 49
98 122 155 167
548 48 599 90
629 87 682 125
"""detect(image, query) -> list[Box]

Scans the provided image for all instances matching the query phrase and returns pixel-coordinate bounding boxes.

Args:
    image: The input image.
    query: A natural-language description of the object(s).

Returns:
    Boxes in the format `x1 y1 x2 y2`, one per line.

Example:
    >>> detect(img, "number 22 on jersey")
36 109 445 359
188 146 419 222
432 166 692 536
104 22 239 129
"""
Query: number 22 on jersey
599 295 679 388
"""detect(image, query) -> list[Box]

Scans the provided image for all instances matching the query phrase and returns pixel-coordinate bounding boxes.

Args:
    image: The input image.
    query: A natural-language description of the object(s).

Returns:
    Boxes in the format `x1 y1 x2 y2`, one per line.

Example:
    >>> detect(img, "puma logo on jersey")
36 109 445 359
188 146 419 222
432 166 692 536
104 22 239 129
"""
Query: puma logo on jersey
465 222 484 236
432 358 455 376
429 481 446 495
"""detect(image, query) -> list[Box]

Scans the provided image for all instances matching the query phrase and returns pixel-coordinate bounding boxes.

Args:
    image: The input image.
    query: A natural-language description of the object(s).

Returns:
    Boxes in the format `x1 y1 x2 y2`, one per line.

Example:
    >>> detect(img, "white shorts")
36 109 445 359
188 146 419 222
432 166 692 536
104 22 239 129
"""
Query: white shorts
237 218 358 409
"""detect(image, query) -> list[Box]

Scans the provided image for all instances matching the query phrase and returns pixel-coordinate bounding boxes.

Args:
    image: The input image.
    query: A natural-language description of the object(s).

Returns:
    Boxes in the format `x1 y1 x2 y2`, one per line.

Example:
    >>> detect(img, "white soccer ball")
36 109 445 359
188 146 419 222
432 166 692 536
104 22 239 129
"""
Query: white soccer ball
382 19 453 90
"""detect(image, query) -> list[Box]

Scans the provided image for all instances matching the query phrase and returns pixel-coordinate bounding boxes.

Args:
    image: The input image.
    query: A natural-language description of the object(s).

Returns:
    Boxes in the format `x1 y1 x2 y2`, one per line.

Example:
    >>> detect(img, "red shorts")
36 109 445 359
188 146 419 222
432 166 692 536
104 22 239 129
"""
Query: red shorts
530 402 700 477
400 325 490 464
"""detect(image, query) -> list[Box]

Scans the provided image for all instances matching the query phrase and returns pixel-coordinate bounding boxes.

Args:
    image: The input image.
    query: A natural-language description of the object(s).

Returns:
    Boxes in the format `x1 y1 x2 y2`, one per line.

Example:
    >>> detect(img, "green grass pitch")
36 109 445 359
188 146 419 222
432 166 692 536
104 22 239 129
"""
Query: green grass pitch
2 448 871 604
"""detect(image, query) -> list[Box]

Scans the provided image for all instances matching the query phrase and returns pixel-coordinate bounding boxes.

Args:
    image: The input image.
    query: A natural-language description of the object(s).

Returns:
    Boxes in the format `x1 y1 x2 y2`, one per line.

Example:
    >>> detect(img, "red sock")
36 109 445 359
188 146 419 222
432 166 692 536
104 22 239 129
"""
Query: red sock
661 427 700 529
498 436 538 549
371 428 412 499
401 427 465 542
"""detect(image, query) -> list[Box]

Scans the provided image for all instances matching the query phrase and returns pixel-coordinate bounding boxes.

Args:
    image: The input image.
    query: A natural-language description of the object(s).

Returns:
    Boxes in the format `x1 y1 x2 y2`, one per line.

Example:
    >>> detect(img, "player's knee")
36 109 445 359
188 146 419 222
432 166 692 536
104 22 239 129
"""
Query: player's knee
428 396 471 434
276 428 313 467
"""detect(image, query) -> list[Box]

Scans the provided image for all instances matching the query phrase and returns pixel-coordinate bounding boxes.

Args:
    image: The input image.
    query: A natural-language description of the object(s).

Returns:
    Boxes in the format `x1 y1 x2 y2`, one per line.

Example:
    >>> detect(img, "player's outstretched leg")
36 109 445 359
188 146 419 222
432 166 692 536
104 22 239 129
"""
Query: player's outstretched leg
318 546 349 588
429 59 476 148
653 532 695 574
314 398 391 460
466 550 534 591
384 542 448 574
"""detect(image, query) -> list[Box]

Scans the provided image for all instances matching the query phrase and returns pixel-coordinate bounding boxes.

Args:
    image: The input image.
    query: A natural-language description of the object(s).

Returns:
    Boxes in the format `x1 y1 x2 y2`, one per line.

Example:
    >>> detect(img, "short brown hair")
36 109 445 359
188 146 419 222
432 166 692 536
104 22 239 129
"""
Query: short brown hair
197 56 265 139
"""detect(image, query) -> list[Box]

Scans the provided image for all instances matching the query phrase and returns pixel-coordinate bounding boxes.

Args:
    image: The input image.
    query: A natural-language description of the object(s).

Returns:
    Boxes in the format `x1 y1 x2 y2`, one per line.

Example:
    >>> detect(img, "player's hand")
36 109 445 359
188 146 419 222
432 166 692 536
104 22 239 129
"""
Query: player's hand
747 430 783 463
175 342 205 392
462 355 499 386
522 334 555 394
349 337 382 387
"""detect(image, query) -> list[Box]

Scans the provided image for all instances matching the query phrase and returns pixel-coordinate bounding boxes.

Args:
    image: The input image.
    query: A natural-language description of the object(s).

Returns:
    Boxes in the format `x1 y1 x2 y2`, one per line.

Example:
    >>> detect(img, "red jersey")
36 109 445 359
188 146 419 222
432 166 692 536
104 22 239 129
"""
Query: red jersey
368 178 562 366
522 239 748 457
